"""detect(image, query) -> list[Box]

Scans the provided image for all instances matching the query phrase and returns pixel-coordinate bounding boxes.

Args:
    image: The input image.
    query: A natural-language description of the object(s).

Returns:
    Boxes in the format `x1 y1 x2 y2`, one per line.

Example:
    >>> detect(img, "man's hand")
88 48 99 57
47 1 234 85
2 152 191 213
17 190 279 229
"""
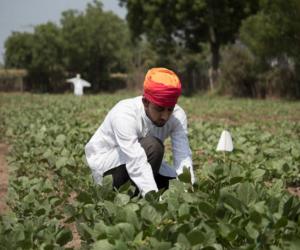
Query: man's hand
144 190 161 202
178 166 195 184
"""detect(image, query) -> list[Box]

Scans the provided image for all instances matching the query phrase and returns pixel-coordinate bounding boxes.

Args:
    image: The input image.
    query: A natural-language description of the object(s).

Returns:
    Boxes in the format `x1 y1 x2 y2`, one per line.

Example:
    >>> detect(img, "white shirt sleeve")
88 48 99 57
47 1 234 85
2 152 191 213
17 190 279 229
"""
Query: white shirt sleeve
171 110 194 182
111 114 158 196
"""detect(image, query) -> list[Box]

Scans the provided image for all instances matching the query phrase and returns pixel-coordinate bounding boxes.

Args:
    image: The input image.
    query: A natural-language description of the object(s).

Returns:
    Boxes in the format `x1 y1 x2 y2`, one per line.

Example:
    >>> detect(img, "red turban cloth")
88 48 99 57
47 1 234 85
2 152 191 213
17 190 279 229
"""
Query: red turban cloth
143 68 182 107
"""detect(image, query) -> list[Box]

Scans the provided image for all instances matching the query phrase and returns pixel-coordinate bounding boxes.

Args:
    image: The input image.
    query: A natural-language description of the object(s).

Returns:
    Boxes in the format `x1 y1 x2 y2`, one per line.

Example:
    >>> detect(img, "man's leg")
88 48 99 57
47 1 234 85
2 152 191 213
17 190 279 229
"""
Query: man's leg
104 136 171 191
139 136 164 175
139 136 175 190
155 174 175 190
103 164 129 189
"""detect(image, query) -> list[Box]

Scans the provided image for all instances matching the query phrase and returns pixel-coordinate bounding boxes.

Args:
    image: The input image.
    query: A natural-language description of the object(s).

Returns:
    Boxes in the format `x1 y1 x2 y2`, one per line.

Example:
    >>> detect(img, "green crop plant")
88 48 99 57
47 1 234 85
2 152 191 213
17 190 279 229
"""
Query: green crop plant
0 93 300 249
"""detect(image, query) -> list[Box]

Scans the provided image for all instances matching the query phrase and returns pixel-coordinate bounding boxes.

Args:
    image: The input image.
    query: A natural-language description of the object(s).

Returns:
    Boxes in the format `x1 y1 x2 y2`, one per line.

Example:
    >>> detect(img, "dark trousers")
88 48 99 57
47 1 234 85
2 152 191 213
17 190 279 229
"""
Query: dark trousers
104 136 174 192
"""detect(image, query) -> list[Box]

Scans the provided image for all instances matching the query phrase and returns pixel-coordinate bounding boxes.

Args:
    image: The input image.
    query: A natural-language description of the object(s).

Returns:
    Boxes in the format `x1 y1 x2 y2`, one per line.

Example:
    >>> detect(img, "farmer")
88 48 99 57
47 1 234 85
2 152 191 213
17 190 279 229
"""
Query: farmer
85 67 194 196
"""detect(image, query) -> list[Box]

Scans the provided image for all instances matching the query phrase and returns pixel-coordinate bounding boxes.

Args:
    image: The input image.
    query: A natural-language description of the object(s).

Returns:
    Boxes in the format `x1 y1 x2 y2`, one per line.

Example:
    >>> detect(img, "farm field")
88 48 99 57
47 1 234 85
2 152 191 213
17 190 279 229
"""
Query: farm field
0 92 300 249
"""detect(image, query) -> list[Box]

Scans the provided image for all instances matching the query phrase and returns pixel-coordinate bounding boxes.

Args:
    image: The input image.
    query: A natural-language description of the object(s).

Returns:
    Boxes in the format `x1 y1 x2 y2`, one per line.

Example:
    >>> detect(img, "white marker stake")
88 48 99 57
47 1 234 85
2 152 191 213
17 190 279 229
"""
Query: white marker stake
216 130 233 163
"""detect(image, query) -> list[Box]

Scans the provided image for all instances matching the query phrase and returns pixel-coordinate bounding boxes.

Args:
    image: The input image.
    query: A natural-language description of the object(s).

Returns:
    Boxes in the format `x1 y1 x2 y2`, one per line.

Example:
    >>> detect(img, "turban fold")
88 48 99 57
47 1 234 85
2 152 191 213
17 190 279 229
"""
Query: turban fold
143 68 182 107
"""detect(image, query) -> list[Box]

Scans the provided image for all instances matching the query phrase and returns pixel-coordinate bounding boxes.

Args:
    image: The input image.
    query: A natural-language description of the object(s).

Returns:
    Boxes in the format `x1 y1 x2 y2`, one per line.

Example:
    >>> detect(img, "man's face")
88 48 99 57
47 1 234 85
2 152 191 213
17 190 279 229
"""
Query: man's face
142 98 174 127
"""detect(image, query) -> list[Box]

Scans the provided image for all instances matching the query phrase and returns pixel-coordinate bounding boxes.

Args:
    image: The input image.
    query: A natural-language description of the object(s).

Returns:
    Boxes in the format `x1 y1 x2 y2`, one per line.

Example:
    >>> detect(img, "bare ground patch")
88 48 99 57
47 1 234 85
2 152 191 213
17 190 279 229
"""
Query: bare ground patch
0 143 9 214
287 187 300 198
64 191 81 249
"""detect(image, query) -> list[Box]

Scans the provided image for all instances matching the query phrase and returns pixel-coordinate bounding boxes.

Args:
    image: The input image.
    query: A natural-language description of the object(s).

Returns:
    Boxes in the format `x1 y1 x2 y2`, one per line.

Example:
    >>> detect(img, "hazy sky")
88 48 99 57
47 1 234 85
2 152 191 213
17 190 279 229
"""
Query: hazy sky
0 0 127 64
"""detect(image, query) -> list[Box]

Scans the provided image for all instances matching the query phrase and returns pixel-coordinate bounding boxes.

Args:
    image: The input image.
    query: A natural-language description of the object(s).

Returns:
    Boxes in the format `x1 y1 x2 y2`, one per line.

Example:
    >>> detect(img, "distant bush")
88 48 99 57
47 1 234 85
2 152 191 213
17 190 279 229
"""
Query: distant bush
259 66 298 99
219 45 257 97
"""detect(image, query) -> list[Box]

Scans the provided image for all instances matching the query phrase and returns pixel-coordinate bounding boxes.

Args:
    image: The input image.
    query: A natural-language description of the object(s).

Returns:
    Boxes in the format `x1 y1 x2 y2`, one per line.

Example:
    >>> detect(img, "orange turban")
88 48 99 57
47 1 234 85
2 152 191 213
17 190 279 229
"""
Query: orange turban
143 68 182 107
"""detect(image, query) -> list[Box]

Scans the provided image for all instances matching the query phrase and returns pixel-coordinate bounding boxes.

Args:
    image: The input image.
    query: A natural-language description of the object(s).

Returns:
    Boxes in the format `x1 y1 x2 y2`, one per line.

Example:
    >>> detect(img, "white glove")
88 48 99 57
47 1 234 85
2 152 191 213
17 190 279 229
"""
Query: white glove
176 166 195 184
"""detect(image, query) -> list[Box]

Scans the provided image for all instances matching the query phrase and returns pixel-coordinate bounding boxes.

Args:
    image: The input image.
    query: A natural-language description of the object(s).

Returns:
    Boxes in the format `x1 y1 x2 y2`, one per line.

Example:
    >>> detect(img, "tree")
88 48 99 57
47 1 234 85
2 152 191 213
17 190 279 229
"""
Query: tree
4 0 132 92
31 22 65 91
5 23 64 92
61 0 131 91
240 0 300 98
4 32 34 68
120 0 258 89
241 0 300 63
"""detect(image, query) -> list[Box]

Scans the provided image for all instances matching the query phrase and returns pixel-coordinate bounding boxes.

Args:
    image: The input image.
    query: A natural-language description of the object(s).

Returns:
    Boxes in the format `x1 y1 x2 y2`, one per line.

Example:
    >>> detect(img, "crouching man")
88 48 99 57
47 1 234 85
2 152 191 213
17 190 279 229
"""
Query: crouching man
85 67 194 196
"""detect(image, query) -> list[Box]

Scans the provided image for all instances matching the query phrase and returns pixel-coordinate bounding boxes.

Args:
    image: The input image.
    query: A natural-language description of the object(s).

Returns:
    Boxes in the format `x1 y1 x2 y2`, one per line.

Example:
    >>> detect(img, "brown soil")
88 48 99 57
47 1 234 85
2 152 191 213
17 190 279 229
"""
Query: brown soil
0 143 9 214
265 181 300 198
64 191 81 249
287 187 300 198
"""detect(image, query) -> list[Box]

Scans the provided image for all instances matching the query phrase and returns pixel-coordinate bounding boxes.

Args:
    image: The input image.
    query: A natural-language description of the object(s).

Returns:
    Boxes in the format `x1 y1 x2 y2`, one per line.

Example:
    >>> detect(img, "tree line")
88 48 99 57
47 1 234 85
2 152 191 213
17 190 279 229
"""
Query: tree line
4 0 300 98
5 1 130 92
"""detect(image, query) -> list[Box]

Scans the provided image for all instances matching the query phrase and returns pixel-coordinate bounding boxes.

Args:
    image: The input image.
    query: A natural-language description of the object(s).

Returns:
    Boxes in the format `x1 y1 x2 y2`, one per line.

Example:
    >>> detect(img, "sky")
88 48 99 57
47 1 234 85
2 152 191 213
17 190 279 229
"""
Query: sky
0 0 127 64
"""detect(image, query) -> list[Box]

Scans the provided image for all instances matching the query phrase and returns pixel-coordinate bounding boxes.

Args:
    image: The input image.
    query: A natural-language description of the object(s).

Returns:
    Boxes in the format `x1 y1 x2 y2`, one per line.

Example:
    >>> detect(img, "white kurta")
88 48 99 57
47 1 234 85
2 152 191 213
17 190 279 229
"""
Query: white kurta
85 96 193 196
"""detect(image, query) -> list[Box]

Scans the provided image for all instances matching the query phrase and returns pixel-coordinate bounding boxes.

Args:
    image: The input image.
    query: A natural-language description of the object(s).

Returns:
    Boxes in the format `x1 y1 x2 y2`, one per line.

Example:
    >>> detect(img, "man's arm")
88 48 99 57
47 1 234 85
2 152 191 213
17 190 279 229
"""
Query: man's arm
171 109 195 184
112 115 158 196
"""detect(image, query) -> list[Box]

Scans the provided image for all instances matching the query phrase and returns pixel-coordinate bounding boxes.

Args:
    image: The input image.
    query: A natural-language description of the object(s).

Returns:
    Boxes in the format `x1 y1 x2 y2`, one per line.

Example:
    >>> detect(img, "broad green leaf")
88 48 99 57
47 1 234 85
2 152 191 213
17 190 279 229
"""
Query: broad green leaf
114 240 128 250
14 224 25 242
134 231 143 243
114 193 130 206
56 228 73 246
149 237 172 250
220 192 244 213
245 222 259 240
55 134 66 146
251 169 265 181
116 223 135 240
93 221 107 239
123 206 140 230
291 148 300 158
229 176 244 185
286 238 300 250
218 222 232 238
253 201 266 214
55 157 68 169
178 167 192 183
102 175 113 190
92 239 114 250
118 180 131 193
83 204 96 220
178 203 190 217
270 246 281 250
145 190 160 203
268 179 284 196
141 204 161 224
176 233 191 248
283 196 294 216
249 211 262 224
237 182 257 206
77 191 93 204
187 228 205 245
275 217 288 228
79 223 95 240
198 201 215 217
43 179 54 193
104 200 117 217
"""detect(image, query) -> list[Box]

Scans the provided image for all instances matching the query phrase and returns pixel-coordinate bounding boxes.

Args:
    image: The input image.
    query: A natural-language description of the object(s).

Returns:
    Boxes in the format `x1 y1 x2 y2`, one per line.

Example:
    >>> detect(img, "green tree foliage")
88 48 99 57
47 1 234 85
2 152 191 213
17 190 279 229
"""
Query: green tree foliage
31 22 65 91
120 0 259 89
61 1 131 91
4 32 34 69
5 23 64 92
125 38 159 89
240 0 300 63
240 0 300 98
219 44 258 97
4 0 131 92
